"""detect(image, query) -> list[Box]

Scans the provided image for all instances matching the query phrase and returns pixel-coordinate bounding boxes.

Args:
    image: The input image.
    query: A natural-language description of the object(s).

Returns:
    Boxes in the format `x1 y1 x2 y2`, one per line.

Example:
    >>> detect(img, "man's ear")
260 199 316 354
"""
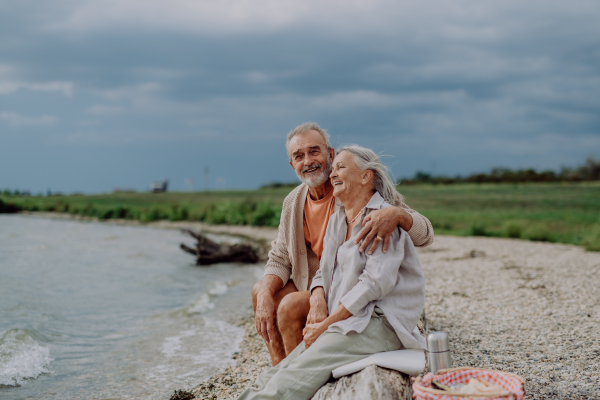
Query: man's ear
329 147 335 162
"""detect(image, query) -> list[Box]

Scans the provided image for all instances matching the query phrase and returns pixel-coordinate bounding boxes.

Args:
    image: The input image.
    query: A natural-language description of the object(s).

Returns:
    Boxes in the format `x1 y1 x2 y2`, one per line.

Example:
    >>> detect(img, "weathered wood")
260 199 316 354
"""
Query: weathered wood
179 229 259 265
311 365 412 400
311 314 426 399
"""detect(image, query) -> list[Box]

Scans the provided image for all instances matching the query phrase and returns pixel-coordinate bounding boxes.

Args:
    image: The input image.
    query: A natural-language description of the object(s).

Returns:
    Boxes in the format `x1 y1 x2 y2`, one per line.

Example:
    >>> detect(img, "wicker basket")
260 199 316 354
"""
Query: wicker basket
413 367 525 400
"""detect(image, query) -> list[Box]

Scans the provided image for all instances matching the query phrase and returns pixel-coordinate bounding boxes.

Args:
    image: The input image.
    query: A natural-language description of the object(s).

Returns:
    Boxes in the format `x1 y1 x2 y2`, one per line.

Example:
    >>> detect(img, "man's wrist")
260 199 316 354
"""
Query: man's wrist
397 209 413 231
258 287 275 298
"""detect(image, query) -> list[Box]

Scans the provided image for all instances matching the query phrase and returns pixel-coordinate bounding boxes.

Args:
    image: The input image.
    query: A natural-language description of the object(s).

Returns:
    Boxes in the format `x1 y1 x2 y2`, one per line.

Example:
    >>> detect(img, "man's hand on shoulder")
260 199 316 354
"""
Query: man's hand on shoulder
355 207 413 255
354 207 412 254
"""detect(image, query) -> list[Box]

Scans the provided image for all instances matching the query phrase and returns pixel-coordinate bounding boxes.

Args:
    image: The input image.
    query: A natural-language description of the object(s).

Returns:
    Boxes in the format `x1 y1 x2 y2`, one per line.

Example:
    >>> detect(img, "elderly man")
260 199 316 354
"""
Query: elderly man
252 122 433 366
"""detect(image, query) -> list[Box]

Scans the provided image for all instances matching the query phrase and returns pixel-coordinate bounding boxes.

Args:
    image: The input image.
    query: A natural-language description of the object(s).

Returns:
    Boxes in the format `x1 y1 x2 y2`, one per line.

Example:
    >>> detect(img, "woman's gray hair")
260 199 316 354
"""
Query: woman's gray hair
337 145 403 206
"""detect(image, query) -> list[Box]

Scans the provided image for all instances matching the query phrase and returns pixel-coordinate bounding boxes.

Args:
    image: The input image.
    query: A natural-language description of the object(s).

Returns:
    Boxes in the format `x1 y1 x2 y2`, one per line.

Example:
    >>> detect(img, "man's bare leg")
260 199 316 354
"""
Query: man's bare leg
251 279 298 366
277 291 311 355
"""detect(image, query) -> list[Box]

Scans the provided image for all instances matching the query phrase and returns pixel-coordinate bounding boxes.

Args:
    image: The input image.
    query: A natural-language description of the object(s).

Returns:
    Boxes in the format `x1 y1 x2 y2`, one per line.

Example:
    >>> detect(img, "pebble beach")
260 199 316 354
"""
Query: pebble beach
189 233 600 400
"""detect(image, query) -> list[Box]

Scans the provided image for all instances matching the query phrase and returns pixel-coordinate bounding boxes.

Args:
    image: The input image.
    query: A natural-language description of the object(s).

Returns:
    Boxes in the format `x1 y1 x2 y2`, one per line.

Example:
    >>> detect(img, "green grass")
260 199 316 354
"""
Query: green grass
398 182 600 251
2 182 600 251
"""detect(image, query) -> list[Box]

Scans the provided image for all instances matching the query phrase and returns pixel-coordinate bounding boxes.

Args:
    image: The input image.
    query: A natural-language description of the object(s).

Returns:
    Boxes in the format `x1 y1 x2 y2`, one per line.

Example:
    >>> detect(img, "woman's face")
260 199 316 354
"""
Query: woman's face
329 151 368 200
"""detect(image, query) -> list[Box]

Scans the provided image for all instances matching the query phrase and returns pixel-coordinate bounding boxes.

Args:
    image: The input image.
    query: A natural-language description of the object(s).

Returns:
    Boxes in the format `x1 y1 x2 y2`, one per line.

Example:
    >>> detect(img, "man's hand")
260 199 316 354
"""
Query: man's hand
307 288 328 324
255 288 276 343
354 207 413 255
302 322 327 348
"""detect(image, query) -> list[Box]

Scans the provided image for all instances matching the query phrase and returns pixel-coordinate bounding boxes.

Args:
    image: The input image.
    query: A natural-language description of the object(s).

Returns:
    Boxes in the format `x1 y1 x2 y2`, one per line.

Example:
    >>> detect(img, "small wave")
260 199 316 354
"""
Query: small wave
160 328 199 358
208 281 228 296
0 329 52 386
187 293 215 314
186 281 230 315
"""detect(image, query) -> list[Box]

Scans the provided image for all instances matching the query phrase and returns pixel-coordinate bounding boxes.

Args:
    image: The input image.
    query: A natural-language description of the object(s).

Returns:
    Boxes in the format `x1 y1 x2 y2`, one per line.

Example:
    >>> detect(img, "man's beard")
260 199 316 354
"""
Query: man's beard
297 158 332 188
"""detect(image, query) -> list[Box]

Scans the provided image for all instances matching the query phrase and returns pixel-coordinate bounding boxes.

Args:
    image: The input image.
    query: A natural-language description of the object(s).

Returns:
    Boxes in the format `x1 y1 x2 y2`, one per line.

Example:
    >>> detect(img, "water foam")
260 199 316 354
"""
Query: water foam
187 293 215 314
208 281 228 295
0 329 52 386
187 281 229 314
160 328 200 357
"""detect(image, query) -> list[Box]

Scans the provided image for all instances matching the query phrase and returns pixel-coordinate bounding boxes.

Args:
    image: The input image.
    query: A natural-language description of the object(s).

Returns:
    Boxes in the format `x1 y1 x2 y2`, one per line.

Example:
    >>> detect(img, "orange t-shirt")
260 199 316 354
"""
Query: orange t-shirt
303 187 336 259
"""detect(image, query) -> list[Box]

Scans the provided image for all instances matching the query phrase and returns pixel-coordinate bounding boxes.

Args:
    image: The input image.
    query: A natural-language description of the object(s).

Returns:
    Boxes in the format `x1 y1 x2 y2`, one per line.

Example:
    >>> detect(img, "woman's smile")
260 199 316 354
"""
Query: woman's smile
330 151 362 199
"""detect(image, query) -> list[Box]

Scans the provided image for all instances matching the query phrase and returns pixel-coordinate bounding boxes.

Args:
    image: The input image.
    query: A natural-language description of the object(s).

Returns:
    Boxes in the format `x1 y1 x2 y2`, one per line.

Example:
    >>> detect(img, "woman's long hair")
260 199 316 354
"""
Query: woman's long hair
337 145 403 206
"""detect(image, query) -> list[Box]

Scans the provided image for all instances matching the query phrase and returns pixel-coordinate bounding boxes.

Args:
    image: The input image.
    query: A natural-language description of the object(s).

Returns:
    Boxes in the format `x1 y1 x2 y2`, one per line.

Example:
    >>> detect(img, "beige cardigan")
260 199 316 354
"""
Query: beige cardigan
264 184 434 291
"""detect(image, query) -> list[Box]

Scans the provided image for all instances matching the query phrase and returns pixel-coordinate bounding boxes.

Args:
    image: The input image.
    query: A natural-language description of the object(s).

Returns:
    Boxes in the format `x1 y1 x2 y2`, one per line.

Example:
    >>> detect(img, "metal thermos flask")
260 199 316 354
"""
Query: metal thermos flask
427 331 452 374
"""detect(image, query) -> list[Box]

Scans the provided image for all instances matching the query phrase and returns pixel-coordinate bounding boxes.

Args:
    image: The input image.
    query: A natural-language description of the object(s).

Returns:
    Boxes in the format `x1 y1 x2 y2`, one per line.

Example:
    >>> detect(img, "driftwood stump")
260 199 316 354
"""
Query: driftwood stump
311 313 426 400
179 229 259 265
311 365 412 400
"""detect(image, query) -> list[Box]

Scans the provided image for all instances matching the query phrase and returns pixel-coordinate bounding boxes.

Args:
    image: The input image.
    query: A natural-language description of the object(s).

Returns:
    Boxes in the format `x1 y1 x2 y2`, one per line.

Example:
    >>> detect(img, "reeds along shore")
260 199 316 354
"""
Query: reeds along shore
2 182 600 251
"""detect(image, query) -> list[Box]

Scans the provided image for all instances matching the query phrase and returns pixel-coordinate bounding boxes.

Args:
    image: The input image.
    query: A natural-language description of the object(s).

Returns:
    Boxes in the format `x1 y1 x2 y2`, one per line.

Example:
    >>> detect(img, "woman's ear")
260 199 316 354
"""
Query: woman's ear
362 170 374 185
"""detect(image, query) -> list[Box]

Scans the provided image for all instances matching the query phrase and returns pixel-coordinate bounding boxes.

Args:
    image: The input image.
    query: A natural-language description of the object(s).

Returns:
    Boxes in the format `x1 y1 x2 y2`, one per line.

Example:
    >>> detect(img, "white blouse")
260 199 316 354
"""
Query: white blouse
310 192 426 350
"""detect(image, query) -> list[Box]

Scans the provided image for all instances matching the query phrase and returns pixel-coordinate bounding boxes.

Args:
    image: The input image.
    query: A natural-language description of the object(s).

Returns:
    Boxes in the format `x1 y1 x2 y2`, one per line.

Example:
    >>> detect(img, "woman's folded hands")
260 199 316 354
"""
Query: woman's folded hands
307 288 328 324
303 322 328 348
303 288 352 348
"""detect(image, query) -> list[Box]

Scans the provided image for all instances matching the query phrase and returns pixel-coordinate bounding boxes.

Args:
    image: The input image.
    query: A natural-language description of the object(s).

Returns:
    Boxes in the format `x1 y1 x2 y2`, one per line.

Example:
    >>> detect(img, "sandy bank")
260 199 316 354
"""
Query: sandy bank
191 236 600 400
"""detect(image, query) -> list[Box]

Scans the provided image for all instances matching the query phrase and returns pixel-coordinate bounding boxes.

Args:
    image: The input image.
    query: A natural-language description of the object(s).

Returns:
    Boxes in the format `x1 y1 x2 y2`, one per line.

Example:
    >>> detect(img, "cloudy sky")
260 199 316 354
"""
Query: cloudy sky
1 0 599 193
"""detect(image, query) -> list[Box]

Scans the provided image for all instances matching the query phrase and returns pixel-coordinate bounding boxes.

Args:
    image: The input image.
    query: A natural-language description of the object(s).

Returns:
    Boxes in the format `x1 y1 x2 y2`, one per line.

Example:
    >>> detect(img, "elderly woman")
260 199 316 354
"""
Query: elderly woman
238 145 425 400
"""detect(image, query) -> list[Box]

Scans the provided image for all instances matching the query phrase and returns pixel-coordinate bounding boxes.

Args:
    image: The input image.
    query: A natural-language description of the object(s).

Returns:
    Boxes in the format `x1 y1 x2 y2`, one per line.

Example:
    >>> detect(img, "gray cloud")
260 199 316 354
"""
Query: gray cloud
0 1 599 192
0 112 59 127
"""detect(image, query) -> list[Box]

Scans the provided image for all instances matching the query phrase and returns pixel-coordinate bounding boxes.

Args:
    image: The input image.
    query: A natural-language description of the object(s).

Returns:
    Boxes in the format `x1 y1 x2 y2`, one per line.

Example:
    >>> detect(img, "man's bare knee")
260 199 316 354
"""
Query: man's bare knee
277 292 308 329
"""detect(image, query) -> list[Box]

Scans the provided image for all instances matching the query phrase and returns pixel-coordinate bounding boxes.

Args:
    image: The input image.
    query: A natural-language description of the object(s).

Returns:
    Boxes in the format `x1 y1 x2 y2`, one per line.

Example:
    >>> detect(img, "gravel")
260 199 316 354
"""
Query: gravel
188 234 600 400
421 236 600 400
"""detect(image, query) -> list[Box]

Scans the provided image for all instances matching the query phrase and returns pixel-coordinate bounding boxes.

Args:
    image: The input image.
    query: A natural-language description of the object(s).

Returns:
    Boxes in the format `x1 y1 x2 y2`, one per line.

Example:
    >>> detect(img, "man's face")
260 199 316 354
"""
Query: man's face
288 130 334 187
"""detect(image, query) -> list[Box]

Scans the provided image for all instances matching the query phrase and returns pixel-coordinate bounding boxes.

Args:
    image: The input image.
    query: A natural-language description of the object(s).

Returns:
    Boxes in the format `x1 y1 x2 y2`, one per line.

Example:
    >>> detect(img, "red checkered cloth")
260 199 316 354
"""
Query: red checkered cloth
413 368 525 400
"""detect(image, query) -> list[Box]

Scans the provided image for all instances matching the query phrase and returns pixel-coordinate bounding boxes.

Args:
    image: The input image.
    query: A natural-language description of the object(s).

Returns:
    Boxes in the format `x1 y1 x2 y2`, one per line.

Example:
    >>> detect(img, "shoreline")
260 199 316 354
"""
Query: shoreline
15 211 278 257
189 311 271 400
12 212 600 399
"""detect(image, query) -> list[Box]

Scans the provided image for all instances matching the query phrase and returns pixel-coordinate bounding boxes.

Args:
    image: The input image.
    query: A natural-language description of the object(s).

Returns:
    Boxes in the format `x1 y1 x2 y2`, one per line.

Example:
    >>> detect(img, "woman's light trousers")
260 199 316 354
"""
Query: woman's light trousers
237 312 403 400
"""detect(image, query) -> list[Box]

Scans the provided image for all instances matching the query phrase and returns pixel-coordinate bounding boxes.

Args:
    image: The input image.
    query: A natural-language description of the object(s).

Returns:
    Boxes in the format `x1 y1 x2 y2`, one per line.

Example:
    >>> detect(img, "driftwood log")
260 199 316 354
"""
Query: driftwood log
311 365 412 400
311 314 426 400
179 229 259 265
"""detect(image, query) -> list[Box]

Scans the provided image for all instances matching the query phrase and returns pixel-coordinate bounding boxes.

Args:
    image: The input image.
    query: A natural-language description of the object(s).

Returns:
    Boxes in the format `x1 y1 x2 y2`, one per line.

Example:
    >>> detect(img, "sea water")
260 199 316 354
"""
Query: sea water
0 215 263 399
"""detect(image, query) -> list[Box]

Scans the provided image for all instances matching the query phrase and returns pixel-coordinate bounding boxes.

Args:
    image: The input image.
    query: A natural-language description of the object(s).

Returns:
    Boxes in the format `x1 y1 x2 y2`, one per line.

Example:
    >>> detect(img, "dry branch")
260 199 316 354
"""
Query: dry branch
180 229 259 265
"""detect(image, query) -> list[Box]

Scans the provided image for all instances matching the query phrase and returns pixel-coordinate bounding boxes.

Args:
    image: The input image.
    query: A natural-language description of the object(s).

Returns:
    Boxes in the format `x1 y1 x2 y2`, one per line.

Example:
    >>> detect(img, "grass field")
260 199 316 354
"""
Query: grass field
2 182 599 251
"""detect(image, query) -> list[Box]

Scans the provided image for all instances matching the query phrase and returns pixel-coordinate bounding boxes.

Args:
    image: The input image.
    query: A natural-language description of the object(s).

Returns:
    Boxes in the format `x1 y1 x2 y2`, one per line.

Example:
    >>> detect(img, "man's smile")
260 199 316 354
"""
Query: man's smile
303 165 321 174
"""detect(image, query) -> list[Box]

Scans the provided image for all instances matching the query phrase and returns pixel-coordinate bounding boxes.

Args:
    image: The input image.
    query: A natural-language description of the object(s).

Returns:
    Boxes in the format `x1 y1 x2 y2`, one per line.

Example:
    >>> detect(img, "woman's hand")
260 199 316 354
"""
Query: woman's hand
303 322 327 348
355 207 413 254
303 302 352 348
307 288 328 324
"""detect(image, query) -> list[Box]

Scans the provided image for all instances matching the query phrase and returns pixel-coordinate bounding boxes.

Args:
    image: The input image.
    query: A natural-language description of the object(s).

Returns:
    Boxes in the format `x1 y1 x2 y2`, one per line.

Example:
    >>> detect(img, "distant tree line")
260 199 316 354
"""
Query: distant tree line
402 156 600 184
260 181 299 189
1 189 32 197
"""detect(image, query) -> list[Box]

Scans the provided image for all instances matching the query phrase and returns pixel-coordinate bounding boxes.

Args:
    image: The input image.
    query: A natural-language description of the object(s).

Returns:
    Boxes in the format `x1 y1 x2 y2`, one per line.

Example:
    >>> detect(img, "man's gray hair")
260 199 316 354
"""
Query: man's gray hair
286 122 332 160
337 145 404 206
